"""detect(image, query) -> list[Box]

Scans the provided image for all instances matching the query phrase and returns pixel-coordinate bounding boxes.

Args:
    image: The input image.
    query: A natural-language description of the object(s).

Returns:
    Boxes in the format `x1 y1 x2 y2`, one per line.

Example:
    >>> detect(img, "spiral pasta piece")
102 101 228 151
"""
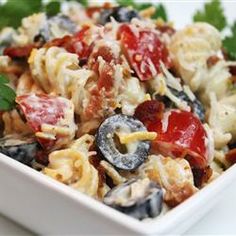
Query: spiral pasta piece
208 93 236 149
138 155 197 207
2 110 32 135
169 23 222 92
16 71 43 95
43 134 106 198
29 46 93 115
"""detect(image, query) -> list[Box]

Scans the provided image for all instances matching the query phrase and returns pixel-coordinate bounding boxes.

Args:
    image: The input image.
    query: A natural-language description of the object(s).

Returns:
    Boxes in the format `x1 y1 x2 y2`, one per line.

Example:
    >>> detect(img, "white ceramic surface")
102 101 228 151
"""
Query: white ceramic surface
0 153 236 235
1 1 236 235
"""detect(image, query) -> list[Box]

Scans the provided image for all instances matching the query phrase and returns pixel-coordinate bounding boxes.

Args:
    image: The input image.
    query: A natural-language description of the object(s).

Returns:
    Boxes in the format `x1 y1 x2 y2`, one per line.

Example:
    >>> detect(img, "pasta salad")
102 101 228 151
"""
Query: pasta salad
0 0 236 220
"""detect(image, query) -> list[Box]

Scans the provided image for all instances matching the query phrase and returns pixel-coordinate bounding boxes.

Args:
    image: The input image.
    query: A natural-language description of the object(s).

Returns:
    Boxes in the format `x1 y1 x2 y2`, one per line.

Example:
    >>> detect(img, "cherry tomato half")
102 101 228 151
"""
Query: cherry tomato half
118 24 171 81
148 110 209 168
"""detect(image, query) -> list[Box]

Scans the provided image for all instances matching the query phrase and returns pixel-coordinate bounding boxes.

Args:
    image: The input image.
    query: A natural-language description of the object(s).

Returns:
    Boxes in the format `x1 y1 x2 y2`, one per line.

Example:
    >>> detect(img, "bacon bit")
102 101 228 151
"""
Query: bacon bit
83 43 120 121
84 88 104 120
44 26 100 62
44 35 73 49
89 154 106 188
1 64 24 77
164 182 197 207
86 3 112 18
230 66 236 76
35 149 49 166
226 148 236 164
207 55 220 68
3 44 37 59
134 100 165 126
191 166 213 188
230 76 236 84
157 25 176 37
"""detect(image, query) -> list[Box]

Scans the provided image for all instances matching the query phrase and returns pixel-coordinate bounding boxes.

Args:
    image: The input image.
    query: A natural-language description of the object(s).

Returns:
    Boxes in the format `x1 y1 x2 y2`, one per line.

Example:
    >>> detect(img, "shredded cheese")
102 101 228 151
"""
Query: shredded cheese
119 131 157 144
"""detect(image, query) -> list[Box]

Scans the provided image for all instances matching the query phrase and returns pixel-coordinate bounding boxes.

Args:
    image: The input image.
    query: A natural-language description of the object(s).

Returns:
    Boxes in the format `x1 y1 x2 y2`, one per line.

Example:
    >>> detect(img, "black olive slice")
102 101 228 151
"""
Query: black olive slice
34 15 76 43
96 114 150 170
104 178 163 220
0 134 41 165
99 7 140 25
155 87 205 122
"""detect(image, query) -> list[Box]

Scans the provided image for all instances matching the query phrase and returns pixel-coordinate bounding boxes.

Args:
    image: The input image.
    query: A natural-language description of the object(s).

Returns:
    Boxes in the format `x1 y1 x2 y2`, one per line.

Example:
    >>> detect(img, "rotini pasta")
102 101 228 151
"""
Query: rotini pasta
43 134 105 198
138 155 197 207
2 109 33 135
169 23 222 90
29 46 93 115
208 93 236 149
16 71 43 95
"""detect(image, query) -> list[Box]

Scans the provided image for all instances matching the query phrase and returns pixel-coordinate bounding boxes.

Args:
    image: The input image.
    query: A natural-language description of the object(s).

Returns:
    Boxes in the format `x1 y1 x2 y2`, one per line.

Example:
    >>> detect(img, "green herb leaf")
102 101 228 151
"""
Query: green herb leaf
0 98 13 111
65 0 88 7
0 74 16 111
45 1 61 17
0 74 9 84
193 0 227 31
77 0 88 7
116 0 135 7
223 22 236 60
0 0 42 29
152 4 167 21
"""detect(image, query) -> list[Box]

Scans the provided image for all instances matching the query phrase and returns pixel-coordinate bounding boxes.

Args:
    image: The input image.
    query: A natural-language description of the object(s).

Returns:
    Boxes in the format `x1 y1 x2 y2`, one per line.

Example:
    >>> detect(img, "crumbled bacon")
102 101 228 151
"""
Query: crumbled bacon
207 55 220 68
89 154 106 188
4 44 37 59
83 43 120 121
230 66 236 76
191 166 213 188
134 100 165 126
86 3 112 18
157 25 176 37
226 148 236 164
164 182 197 207
44 26 100 61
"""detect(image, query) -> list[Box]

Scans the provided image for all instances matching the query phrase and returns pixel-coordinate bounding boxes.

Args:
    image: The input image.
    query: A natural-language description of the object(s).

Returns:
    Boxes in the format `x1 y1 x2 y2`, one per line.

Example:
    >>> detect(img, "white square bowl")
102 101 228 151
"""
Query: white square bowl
0 153 236 235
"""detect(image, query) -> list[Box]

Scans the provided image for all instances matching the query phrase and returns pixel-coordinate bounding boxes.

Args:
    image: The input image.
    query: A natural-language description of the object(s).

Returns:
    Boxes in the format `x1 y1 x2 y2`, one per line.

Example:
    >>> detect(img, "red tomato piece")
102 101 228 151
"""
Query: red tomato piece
118 24 171 81
4 44 36 59
45 26 101 61
148 110 208 168
70 26 95 60
16 94 70 150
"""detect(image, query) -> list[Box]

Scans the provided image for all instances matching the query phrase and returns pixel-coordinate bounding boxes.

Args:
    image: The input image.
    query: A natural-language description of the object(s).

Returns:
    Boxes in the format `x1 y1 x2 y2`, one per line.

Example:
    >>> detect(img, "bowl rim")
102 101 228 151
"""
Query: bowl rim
0 152 236 235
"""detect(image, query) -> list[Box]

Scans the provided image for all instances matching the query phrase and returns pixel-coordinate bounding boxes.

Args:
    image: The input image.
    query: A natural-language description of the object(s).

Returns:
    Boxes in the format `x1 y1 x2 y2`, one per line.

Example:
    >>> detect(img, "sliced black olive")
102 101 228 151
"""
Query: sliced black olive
96 115 150 170
228 142 236 150
48 15 76 34
0 134 41 165
155 87 205 122
99 7 140 25
96 114 150 170
34 15 76 43
104 178 163 220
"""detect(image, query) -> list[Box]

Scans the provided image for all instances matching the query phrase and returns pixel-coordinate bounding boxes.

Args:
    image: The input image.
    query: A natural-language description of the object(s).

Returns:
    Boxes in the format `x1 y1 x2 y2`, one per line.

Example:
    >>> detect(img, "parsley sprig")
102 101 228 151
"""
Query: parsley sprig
0 0 88 30
193 0 227 31
116 0 168 21
0 74 16 111
223 22 236 60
